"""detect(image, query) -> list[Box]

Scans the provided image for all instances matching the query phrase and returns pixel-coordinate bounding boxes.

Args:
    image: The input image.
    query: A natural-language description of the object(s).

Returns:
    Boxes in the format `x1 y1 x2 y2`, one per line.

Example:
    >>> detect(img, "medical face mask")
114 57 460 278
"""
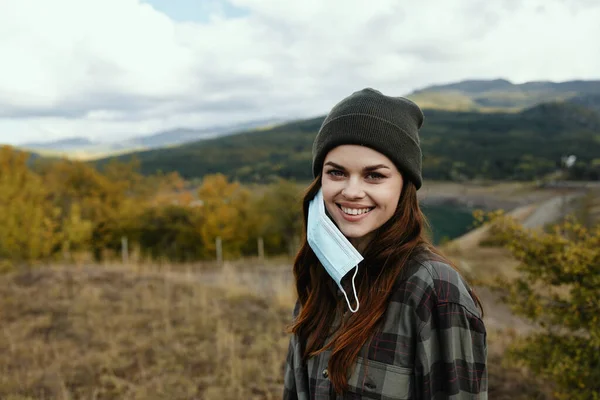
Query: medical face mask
307 188 363 313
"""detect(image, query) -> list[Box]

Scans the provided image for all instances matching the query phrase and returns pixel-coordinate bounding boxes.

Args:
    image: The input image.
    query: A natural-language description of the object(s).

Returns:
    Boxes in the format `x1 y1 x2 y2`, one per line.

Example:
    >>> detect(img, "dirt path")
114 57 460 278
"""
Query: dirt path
522 193 581 228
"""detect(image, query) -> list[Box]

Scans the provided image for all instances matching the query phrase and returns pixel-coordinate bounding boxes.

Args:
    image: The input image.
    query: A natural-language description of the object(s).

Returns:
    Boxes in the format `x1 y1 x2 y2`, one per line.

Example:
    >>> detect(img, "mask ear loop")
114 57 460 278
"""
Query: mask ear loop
341 265 360 313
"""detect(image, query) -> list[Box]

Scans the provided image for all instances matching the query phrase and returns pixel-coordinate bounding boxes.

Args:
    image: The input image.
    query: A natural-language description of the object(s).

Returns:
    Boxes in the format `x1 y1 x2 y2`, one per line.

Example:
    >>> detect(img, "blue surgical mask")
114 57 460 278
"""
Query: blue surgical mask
307 188 363 313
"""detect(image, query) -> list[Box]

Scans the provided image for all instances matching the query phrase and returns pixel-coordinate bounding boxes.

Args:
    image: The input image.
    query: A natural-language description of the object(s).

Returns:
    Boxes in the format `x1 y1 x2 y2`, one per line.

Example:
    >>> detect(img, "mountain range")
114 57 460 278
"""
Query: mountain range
17 118 282 159
13 78 600 182
406 78 600 112
22 137 95 150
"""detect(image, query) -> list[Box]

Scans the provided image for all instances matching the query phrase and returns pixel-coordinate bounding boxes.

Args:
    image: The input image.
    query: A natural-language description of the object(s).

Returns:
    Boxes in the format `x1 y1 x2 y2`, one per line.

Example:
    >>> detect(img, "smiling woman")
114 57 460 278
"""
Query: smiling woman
283 88 487 400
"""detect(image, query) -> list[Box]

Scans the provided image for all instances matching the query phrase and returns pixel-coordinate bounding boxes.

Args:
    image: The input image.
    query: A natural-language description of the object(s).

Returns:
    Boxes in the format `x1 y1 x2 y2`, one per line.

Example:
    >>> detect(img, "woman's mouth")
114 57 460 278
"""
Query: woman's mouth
336 204 374 221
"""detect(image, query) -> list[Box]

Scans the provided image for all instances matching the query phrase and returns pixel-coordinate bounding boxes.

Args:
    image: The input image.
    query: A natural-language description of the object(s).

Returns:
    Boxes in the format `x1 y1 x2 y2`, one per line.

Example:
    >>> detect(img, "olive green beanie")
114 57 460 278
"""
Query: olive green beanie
312 88 425 189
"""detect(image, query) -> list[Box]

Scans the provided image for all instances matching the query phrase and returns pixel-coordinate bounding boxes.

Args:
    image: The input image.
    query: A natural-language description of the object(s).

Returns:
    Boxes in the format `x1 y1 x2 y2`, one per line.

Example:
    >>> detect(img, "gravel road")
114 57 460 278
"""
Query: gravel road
522 193 582 228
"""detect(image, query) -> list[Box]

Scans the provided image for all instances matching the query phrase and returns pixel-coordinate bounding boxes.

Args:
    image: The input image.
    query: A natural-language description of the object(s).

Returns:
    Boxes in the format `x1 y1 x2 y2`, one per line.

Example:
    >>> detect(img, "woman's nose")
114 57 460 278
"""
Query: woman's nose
342 178 365 199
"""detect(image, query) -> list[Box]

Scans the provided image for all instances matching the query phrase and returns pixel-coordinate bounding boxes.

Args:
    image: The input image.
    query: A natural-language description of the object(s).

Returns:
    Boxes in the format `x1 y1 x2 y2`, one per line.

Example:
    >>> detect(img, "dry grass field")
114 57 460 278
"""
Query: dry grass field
0 263 293 400
0 258 554 400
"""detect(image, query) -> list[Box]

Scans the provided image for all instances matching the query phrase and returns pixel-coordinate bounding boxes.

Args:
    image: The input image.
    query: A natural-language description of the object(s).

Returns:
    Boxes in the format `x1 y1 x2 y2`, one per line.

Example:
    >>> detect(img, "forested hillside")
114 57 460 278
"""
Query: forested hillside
95 102 600 183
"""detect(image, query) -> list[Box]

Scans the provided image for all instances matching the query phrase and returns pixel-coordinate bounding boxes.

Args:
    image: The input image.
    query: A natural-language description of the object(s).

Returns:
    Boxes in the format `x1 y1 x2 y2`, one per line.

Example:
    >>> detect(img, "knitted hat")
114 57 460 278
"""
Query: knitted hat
312 88 425 189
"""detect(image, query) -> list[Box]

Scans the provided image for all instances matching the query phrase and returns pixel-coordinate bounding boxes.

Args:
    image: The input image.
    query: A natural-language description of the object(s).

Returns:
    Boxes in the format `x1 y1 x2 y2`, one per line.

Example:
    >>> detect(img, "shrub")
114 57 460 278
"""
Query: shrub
481 212 600 399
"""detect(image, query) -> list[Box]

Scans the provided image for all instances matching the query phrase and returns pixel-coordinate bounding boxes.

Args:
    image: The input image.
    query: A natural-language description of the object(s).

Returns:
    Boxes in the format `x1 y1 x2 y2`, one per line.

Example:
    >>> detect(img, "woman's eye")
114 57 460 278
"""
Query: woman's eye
366 172 385 180
327 169 345 177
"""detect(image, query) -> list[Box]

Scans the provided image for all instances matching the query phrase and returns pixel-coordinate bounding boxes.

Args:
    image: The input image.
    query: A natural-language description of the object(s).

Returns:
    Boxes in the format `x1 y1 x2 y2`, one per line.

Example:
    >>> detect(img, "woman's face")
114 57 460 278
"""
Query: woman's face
321 145 403 251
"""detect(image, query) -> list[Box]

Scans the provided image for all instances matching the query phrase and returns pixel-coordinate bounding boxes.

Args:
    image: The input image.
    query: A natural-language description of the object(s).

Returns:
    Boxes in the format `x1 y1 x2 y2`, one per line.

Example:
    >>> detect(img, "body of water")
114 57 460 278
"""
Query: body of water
421 203 475 244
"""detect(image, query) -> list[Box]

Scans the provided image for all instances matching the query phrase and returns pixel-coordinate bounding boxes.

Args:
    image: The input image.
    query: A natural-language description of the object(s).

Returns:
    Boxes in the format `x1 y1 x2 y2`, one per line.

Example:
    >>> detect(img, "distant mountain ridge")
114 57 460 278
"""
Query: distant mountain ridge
413 79 600 94
17 118 281 159
123 118 281 148
407 78 600 112
22 137 95 150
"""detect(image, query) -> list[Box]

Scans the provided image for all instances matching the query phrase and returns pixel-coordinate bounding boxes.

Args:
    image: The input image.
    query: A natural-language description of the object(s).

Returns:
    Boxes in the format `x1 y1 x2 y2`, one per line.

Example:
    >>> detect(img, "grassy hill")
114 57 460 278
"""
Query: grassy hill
406 79 600 112
94 102 600 183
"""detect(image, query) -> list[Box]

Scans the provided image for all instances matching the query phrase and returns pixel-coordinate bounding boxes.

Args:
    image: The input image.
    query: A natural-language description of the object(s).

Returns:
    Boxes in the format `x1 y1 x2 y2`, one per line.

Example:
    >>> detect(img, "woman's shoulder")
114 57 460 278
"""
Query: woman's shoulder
392 248 481 318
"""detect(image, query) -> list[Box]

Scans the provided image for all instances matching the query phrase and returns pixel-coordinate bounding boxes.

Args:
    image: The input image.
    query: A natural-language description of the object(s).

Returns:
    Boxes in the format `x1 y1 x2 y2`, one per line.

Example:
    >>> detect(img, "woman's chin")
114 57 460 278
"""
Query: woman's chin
340 227 373 242
331 215 376 242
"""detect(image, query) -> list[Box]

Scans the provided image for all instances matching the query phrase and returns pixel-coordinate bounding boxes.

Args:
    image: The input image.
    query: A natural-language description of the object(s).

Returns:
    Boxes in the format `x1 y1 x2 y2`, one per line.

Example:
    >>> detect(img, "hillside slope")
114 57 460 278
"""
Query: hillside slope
94 103 600 183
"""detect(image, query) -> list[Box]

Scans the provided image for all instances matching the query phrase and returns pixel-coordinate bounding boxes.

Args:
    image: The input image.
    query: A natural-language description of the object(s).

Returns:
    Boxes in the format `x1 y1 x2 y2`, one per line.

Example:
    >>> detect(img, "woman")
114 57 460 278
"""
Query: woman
283 88 487 399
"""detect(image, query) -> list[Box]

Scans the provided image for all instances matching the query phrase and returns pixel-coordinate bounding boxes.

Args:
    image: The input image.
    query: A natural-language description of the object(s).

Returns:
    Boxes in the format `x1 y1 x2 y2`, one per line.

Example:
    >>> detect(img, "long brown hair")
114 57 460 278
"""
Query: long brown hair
289 175 483 394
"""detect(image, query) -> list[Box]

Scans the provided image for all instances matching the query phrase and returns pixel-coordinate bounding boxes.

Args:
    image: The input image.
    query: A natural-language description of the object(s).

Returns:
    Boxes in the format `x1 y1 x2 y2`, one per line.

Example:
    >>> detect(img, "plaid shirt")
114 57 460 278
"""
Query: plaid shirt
283 254 488 399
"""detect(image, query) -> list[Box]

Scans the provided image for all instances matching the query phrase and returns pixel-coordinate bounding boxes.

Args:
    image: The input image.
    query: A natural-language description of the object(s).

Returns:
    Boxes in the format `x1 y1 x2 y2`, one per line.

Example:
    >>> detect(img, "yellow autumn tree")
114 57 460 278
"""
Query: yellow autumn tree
0 146 61 270
197 174 255 259
60 202 94 262
38 158 139 259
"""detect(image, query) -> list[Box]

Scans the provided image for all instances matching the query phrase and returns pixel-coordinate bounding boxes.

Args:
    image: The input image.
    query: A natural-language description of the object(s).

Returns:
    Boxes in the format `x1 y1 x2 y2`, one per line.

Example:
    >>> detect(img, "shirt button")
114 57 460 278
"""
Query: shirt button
322 368 329 378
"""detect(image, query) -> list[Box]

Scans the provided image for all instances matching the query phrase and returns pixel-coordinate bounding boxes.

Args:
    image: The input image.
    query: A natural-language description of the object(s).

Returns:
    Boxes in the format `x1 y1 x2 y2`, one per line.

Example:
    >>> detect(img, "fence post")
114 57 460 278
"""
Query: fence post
258 237 265 261
63 240 71 263
121 236 129 264
216 236 223 265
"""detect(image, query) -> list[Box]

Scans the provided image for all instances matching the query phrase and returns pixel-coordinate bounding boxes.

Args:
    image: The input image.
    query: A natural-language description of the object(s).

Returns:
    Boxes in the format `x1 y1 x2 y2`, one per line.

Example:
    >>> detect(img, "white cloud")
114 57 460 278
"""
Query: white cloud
0 0 599 145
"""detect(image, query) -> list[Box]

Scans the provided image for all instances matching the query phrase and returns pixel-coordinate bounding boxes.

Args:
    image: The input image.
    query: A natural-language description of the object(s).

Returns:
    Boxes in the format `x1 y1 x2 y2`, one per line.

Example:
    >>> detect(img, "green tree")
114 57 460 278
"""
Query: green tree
134 205 204 262
257 178 304 255
481 212 600 399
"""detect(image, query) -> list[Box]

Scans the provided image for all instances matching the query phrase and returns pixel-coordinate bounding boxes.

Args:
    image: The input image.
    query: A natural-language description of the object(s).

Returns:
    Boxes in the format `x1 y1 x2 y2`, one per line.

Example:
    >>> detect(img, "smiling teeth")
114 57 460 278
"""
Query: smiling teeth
341 207 373 215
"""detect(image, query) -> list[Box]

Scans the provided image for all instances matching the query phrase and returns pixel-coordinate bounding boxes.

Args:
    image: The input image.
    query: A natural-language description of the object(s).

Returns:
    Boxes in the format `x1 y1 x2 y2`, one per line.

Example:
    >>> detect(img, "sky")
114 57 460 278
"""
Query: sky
1 0 599 145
